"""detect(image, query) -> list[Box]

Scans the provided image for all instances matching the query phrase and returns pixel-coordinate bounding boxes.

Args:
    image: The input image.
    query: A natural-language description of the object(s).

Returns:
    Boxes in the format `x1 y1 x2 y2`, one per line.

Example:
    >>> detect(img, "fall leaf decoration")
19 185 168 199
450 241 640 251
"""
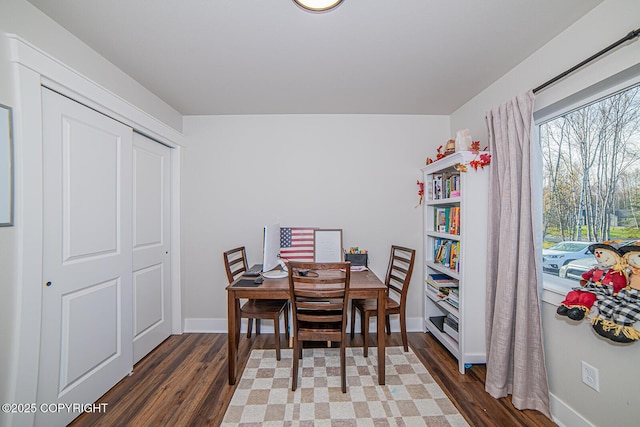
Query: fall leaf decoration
416 180 425 206
469 153 492 170
427 138 491 173
459 141 491 172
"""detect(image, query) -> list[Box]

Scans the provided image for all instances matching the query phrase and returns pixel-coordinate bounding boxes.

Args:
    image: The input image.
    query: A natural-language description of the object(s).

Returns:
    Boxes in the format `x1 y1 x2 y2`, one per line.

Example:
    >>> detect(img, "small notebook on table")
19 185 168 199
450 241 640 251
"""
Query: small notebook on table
232 279 262 288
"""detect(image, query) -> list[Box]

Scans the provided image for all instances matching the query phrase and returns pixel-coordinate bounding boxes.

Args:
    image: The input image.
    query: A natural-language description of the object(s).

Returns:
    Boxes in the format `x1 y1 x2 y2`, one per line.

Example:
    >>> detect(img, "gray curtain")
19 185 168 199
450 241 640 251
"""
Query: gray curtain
485 90 551 418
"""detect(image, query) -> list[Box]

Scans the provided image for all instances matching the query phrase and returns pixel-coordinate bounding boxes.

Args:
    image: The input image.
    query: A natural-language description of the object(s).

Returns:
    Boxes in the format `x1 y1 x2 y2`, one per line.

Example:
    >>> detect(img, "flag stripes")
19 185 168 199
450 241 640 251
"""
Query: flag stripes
280 227 316 261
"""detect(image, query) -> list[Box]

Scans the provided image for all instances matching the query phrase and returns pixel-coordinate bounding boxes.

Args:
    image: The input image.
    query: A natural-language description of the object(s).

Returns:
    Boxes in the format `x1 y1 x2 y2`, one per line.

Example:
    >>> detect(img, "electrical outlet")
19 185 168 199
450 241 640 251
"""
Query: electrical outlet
581 361 600 392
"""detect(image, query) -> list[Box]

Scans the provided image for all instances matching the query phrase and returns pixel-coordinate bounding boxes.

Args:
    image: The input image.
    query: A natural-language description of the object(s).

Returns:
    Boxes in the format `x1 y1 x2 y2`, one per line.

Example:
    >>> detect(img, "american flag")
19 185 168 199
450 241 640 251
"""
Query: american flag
280 227 316 261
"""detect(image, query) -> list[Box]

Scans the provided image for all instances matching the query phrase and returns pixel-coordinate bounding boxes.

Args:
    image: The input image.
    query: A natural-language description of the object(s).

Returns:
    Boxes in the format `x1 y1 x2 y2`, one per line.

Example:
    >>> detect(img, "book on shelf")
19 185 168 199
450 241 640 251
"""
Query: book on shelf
444 314 459 341
434 207 460 235
426 273 459 290
432 238 460 271
430 172 461 200
446 312 459 324
446 289 459 308
435 208 447 232
432 174 443 200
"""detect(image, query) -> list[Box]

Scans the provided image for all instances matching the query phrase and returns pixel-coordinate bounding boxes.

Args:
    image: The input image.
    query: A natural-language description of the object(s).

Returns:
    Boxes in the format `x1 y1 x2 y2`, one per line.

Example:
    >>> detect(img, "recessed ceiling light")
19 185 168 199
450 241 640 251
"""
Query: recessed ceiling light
293 0 343 12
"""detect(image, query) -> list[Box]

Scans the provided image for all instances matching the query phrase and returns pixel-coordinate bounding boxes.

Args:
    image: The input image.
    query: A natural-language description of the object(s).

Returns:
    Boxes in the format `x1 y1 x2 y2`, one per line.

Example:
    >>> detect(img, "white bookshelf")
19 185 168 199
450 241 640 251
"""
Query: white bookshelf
422 151 489 374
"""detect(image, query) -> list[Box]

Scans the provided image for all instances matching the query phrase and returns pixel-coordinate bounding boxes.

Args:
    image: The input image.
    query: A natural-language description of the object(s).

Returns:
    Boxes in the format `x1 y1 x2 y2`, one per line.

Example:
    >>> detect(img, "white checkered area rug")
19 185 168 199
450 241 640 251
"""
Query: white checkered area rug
221 346 469 426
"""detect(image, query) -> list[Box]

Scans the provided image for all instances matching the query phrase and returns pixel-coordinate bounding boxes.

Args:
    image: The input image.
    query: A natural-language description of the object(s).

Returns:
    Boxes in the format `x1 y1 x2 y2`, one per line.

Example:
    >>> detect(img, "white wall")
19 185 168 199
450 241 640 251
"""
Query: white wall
0 1 184 425
451 0 640 142
181 114 449 330
450 1 640 426
1 0 182 132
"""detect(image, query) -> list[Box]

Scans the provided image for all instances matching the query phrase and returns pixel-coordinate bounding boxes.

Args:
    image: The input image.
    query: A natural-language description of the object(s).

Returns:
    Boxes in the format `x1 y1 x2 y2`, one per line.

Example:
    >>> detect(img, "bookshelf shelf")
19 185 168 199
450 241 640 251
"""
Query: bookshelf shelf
422 151 489 374
426 261 460 279
427 317 460 357
425 197 460 206
426 231 460 241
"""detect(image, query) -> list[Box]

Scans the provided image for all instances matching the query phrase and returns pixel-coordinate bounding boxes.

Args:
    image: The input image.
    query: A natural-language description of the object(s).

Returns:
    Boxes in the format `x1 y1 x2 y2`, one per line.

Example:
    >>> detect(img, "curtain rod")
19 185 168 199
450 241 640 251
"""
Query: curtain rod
533 27 640 94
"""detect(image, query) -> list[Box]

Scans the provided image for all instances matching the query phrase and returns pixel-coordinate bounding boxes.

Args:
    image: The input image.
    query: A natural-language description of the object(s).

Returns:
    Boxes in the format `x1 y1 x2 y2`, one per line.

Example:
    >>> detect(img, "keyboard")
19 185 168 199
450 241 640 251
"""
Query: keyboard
244 264 263 277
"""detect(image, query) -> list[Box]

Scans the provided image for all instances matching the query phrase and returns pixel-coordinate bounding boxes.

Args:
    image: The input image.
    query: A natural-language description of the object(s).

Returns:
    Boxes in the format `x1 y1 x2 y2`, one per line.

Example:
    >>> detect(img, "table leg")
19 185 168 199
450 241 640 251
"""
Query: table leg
228 290 237 385
377 289 385 385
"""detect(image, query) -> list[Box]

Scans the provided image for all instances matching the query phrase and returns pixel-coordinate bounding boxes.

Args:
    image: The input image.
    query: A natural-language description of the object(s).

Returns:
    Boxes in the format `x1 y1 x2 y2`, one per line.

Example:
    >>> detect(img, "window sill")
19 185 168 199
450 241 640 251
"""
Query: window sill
541 274 574 305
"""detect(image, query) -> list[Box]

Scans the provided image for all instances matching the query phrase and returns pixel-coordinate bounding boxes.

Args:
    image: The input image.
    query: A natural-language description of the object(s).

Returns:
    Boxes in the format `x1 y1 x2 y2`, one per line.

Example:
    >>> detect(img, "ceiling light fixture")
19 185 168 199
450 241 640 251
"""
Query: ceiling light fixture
293 0 343 12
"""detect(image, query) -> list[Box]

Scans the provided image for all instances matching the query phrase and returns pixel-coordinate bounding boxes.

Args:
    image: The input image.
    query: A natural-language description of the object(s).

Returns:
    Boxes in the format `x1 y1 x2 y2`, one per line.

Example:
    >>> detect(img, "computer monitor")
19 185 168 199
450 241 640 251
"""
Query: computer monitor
262 223 287 273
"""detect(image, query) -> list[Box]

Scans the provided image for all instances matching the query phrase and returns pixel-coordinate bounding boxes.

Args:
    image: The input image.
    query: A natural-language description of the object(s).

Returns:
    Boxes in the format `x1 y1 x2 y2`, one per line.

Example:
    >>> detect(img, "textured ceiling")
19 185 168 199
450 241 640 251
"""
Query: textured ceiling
27 0 602 115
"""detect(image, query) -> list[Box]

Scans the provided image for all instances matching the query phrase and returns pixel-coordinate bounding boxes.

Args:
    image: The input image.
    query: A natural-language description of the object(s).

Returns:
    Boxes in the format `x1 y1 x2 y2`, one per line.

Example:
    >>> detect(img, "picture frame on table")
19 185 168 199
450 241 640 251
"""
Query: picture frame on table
314 229 343 262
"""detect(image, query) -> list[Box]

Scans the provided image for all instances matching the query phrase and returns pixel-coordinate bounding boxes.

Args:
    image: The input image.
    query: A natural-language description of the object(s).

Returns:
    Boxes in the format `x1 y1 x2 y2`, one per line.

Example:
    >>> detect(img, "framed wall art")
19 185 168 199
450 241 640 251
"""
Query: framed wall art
0 103 13 226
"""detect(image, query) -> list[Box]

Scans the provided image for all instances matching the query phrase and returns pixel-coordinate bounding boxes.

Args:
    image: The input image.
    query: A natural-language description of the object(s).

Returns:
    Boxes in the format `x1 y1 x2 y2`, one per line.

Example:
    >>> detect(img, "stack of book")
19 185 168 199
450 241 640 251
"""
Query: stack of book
425 274 459 306
433 238 460 271
431 172 461 200
434 206 460 235
446 288 459 308
444 313 459 341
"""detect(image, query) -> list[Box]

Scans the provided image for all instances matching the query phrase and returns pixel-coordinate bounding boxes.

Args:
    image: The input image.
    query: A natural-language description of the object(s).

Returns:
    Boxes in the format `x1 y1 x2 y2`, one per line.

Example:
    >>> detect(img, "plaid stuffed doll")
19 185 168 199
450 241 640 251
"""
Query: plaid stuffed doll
557 243 626 321
591 244 640 343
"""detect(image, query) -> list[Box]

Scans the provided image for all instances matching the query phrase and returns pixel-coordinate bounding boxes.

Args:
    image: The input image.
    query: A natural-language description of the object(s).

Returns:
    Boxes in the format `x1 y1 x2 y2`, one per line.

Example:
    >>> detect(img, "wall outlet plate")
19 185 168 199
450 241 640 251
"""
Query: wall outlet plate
581 360 600 392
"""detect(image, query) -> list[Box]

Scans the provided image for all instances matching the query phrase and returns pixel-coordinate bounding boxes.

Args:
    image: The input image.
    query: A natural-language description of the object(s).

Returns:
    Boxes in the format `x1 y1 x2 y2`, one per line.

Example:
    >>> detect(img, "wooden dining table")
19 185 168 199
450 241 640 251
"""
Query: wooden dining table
226 269 387 385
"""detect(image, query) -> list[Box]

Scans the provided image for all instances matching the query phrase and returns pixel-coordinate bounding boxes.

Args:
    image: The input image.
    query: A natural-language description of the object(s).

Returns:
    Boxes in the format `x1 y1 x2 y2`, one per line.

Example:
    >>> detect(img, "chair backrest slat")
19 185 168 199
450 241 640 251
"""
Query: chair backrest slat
288 261 351 339
223 246 248 284
385 246 416 304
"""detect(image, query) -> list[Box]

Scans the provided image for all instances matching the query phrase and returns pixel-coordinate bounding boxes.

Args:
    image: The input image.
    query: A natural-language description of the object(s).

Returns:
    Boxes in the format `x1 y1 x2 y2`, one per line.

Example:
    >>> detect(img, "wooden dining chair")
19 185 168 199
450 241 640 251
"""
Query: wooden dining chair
223 246 289 360
350 245 416 357
288 261 351 393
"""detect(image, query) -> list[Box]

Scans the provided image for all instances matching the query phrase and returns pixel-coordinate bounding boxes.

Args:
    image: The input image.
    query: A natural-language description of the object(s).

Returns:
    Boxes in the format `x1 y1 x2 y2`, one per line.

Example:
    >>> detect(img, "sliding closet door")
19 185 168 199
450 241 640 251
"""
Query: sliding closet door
132 132 172 363
38 88 133 426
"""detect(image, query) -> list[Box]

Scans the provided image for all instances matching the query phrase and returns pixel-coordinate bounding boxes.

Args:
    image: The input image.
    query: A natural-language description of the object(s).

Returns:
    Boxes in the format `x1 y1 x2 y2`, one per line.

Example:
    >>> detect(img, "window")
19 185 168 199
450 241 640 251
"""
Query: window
539 82 640 292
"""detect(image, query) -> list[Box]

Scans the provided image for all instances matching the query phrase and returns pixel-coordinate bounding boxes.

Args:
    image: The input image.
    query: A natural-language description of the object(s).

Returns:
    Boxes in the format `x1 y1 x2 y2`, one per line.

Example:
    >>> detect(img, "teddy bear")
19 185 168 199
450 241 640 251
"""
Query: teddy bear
556 242 627 321
591 244 640 343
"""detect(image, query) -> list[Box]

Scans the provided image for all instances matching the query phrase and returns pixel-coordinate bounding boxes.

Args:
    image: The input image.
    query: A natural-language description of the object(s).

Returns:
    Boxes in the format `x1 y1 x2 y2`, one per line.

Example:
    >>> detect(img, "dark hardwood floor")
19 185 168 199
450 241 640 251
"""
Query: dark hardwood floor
70 332 556 426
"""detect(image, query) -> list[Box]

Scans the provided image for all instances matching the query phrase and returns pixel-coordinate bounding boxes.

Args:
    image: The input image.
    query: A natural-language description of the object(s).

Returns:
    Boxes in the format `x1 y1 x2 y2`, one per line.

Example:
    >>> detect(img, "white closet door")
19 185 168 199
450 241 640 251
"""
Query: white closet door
38 88 133 426
132 132 172 363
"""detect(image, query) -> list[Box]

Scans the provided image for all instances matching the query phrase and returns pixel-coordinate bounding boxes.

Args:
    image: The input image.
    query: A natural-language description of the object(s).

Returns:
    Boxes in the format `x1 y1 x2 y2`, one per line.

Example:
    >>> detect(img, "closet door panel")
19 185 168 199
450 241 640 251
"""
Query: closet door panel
38 88 133 427
132 132 171 363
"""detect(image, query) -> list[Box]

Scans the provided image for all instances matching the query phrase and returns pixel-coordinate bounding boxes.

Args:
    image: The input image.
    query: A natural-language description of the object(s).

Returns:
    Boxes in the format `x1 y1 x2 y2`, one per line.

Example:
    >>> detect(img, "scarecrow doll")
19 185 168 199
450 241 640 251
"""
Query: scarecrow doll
591 244 640 343
556 243 627 321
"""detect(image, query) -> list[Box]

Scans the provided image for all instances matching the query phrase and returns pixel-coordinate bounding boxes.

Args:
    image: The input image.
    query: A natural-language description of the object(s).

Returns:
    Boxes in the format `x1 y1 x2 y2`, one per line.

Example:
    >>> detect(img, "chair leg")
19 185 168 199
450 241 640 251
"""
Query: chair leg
256 319 261 335
235 301 242 344
274 315 281 361
247 318 253 338
350 302 356 339
340 340 346 393
291 338 299 391
284 305 290 341
385 315 391 335
363 311 369 358
400 311 408 352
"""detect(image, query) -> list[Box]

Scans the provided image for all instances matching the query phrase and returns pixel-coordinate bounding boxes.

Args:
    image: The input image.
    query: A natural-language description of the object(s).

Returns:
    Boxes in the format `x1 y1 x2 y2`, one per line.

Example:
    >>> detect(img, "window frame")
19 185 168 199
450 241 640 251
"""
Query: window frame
534 65 640 304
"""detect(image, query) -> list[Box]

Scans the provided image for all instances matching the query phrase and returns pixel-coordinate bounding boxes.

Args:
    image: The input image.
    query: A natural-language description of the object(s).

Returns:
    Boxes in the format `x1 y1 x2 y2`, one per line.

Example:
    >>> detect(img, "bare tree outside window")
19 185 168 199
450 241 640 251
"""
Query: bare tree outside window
540 84 640 282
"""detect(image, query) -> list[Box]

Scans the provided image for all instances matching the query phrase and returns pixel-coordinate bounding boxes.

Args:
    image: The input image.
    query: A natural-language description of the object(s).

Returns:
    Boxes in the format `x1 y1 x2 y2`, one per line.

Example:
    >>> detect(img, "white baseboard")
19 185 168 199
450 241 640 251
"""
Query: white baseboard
549 392 594 427
183 316 424 334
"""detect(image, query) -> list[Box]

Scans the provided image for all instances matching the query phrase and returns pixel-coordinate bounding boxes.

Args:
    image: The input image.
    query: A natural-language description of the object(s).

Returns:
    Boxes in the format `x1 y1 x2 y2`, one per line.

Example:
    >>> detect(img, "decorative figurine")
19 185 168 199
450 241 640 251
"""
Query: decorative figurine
591 244 640 343
556 243 626 321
